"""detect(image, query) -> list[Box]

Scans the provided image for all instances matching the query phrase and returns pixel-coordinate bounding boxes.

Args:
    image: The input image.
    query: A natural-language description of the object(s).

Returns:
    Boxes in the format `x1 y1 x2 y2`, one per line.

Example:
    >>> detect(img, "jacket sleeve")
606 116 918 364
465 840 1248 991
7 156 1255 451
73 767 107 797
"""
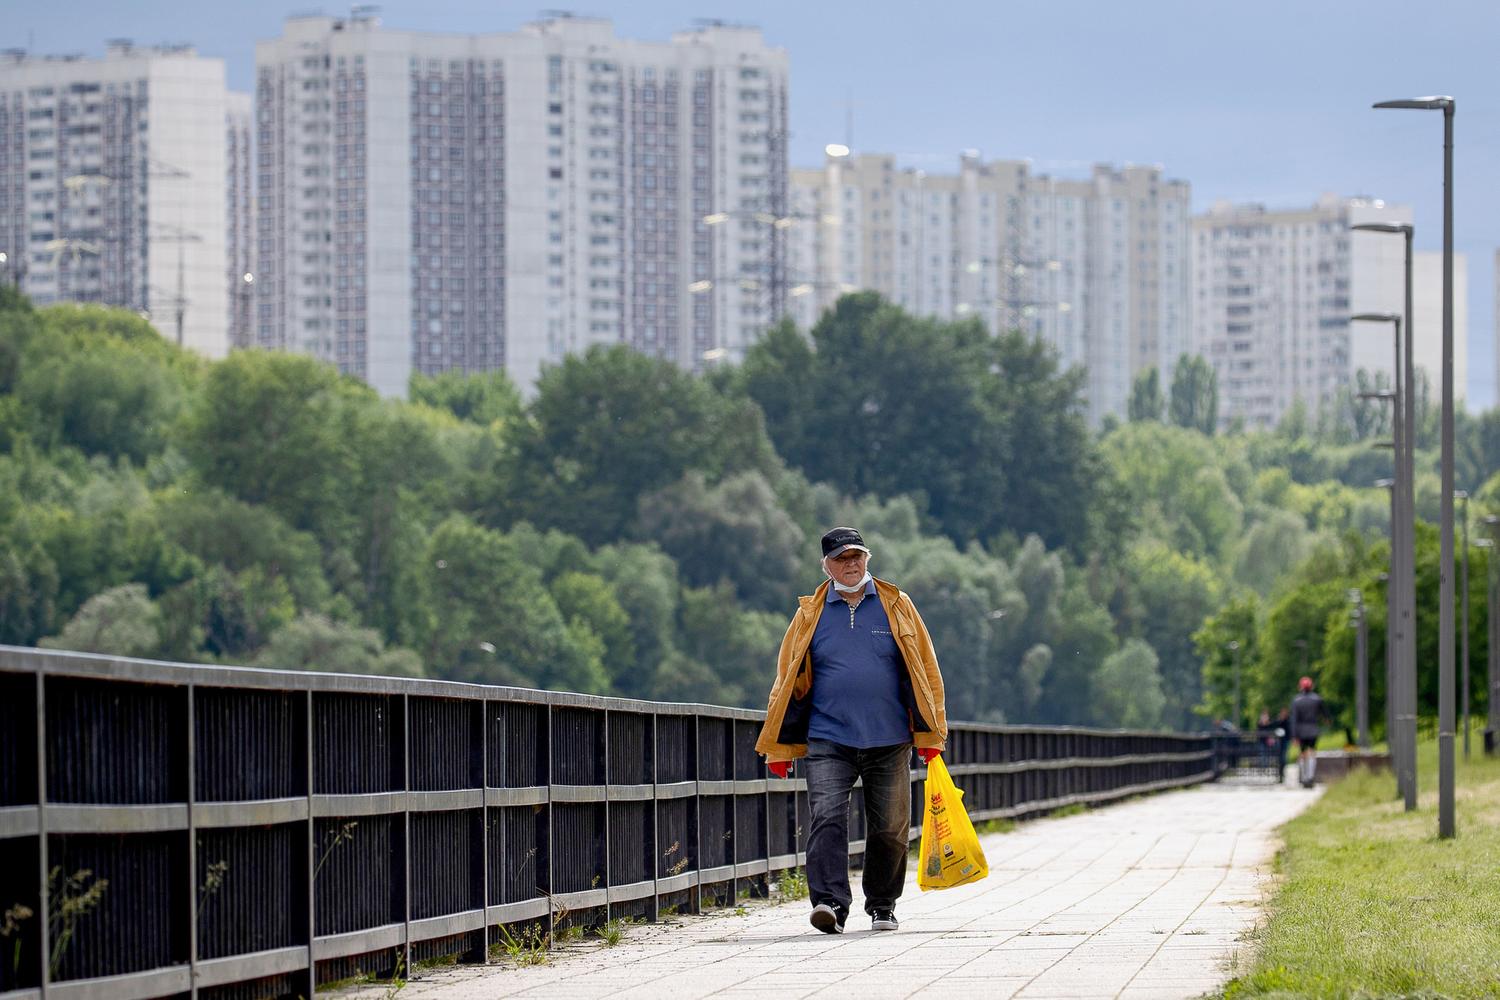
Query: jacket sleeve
758 608 808 763
764 609 804 711
904 595 948 746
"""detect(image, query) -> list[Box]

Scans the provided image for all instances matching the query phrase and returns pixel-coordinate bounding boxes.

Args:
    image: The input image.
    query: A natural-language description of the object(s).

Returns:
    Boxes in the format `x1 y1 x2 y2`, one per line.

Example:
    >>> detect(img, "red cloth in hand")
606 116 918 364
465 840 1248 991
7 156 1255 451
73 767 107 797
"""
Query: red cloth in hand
917 747 941 764
767 760 792 779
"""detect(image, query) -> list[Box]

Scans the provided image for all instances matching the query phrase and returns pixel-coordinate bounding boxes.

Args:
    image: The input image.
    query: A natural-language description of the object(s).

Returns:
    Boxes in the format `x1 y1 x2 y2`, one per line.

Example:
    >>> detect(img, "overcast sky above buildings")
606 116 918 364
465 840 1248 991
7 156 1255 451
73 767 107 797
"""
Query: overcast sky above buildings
14 0 1499 405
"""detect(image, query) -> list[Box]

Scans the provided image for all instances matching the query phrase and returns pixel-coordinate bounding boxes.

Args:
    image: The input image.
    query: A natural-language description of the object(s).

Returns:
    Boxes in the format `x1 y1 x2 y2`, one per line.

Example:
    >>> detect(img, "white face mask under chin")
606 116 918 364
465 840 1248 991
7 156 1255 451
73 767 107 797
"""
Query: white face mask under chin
831 570 872 593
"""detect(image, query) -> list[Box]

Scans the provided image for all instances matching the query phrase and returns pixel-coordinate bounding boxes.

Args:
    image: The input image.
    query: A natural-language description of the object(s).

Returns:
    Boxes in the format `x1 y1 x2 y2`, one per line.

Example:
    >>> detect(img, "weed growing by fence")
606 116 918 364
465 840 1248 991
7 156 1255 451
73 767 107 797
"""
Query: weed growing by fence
775 868 808 900
596 918 632 947
491 923 549 967
313 821 358 881
47 867 108 981
2 903 33 979
199 859 229 916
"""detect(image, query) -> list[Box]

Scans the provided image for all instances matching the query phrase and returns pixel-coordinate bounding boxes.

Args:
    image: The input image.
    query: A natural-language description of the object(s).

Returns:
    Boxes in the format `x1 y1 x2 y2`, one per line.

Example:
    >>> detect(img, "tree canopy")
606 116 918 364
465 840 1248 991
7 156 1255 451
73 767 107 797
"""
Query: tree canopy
2 288 1496 736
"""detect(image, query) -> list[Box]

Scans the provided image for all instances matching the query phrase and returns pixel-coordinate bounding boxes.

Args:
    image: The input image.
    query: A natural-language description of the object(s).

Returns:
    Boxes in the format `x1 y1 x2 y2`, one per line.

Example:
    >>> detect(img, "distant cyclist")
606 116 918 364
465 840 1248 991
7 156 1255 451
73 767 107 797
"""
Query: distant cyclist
1290 677 1330 787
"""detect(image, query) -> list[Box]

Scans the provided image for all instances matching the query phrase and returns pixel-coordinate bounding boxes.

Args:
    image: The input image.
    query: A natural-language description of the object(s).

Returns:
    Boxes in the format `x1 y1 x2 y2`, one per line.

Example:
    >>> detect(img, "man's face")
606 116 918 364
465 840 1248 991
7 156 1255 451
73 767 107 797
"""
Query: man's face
826 549 869 588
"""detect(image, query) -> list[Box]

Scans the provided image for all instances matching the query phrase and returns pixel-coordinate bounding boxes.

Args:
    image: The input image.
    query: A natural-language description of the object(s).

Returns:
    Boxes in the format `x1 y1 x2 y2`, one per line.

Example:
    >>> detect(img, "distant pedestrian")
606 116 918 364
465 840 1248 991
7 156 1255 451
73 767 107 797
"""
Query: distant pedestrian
756 526 948 935
1290 677 1331 787
1255 710 1279 772
1274 707 1292 782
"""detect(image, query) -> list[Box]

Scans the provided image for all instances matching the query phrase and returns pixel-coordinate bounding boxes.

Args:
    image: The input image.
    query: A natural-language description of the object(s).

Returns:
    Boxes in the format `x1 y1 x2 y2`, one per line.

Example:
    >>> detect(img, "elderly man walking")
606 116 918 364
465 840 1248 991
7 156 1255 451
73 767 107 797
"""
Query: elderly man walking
756 527 948 934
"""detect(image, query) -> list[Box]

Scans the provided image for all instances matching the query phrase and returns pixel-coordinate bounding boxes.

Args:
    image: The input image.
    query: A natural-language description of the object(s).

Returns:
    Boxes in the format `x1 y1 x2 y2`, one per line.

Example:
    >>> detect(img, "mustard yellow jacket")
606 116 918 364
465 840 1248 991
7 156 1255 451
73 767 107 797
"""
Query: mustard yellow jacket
754 576 948 762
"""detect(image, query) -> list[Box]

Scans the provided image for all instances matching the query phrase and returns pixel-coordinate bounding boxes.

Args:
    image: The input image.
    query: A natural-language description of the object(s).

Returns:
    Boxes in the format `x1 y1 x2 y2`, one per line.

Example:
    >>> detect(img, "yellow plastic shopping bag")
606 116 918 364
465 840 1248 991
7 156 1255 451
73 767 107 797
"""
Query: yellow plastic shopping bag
917 754 989 891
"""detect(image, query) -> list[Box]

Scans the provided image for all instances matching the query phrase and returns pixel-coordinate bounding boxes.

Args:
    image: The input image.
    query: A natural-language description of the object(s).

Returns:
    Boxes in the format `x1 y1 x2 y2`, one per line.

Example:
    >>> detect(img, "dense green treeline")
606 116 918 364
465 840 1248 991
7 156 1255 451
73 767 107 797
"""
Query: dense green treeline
2 284 1499 732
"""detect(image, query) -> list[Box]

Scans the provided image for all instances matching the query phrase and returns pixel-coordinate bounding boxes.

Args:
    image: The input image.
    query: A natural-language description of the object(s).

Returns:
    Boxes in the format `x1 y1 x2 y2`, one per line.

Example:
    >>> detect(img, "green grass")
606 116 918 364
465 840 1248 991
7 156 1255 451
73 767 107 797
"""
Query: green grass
1222 723 1500 999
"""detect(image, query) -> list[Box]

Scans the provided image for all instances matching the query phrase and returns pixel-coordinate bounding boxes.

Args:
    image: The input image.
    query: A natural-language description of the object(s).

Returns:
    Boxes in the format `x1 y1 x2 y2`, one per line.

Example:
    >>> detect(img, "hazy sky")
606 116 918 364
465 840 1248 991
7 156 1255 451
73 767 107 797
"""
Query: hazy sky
13 0 1499 405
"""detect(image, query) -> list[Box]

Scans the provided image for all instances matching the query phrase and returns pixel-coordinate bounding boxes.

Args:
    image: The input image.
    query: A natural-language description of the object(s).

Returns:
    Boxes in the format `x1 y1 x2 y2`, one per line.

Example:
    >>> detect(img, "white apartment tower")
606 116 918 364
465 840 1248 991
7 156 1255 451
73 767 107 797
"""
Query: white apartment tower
0 42 240 357
1191 196 1466 429
253 13 788 396
788 152 1190 424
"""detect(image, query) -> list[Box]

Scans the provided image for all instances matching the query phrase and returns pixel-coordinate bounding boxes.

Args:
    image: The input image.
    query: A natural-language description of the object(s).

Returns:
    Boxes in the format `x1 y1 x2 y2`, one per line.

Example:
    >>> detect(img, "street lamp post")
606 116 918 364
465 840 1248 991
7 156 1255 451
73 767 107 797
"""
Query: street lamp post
1352 221 1417 809
1377 570 1393 754
1478 534 1496 756
1374 94 1456 838
1357 312 1414 808
1457 490 1471 758
1349 591 1370 747
1485 514 1500 754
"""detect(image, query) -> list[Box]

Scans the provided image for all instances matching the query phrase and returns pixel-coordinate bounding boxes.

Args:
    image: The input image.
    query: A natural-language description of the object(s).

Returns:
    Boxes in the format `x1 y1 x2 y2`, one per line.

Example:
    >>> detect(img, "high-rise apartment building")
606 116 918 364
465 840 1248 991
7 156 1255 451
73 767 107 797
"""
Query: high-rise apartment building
788 151 1190 424
226 91 253 350
253 13 788 397
0 41 241 357
1406 250 1468 405
1192 196 1467 429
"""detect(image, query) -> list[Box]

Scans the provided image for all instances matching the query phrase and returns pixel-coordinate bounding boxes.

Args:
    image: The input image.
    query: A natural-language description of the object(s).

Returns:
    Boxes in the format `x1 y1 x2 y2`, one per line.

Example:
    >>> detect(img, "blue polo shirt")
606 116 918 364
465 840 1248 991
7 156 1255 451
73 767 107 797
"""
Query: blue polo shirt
807 580 911 748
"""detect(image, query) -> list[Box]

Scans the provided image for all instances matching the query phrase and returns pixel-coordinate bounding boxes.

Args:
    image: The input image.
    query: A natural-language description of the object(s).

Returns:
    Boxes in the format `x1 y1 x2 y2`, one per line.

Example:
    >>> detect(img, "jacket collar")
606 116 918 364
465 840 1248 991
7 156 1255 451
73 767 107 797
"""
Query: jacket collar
800 576 899 611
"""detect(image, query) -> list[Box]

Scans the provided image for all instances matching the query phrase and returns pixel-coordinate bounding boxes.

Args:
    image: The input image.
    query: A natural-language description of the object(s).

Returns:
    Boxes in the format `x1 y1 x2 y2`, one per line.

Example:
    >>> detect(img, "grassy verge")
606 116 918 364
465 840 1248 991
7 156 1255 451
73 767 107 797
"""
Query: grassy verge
1223 723 1500 998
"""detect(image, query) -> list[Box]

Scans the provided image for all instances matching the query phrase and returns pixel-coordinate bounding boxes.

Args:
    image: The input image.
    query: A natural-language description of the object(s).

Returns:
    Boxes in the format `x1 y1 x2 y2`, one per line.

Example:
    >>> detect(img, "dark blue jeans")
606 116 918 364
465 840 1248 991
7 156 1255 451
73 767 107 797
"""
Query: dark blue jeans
804 739 911 916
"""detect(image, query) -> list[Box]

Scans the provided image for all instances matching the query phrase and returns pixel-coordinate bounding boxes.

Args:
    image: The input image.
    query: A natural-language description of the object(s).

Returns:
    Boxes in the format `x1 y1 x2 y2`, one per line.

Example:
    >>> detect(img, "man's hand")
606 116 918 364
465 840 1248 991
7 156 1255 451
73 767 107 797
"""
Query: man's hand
767 760 793 779
916 747 940 764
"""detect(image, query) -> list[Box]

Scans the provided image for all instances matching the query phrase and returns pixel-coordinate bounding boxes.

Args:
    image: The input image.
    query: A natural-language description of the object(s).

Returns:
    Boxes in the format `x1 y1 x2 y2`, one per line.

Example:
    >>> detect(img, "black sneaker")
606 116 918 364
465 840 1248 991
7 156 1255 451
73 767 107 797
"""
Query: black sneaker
809 903 847 934
871 909 898 931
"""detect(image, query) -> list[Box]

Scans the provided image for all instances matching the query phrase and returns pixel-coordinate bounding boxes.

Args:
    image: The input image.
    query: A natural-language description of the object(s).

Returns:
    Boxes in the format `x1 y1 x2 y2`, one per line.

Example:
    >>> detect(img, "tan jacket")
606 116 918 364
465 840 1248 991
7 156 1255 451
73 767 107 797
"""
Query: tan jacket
754 576 948 762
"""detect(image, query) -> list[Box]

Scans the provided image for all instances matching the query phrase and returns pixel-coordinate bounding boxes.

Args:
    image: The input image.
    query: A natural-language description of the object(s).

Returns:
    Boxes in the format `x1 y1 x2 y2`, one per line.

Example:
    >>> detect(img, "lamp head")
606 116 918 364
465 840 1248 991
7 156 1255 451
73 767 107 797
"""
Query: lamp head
1351 312 1400 323
1350 222 1413 235
1373 96 1453 110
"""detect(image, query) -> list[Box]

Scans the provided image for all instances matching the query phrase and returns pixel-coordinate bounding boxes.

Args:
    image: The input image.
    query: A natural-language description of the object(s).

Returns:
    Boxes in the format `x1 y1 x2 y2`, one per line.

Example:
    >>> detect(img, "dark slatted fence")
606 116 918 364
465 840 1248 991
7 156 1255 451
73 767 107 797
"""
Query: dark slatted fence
0 646 1216 999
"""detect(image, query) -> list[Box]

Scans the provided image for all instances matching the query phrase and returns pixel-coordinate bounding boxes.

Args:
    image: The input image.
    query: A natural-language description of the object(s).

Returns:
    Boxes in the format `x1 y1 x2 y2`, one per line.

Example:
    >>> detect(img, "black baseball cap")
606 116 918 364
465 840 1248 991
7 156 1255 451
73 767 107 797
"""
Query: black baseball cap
821 526 870 559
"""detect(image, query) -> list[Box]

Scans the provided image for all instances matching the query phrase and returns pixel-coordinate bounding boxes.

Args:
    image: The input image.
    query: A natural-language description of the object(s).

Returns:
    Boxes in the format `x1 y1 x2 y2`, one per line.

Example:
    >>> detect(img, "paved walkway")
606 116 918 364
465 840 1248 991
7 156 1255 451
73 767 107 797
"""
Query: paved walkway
346 777 1320 1000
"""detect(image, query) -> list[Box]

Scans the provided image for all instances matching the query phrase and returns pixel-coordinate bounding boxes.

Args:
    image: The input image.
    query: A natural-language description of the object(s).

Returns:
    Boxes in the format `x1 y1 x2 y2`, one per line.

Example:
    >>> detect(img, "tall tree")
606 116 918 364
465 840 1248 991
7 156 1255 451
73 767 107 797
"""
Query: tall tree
1128 367 1164 423
636 470 805 611
181 351 369 542
1169 354 1218 435
253 613 424 677
409 368 523 429
39 583 161 658
1123 539 1224 728
741 293 1103 555
494 345 778 546
1192 592 1261 728
1092 639 1166 729
981 330 1103 554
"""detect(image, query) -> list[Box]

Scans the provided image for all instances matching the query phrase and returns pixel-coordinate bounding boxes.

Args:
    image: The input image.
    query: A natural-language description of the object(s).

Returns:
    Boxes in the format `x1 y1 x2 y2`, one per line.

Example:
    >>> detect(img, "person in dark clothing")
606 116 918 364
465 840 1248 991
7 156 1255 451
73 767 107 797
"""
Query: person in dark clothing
1290 677 1331 787
1274 707 1292 782
1255 710 1280 772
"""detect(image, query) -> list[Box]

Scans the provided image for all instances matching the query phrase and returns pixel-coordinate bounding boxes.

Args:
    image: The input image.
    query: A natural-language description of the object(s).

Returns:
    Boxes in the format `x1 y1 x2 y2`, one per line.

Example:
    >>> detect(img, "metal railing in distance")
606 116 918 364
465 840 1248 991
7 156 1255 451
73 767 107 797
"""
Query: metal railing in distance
0 646 1215 999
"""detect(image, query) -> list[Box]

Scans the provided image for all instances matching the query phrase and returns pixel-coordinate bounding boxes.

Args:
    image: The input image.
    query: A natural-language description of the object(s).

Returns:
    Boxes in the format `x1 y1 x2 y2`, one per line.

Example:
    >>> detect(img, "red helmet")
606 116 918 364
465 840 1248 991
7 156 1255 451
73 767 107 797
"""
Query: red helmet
1299 676 1314 692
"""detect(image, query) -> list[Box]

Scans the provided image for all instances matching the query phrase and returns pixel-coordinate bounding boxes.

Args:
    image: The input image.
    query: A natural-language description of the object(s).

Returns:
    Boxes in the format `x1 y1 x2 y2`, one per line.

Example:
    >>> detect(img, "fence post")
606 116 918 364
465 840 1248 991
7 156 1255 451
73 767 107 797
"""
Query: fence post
35 662 49 998
303 687 316 998
648 712 659 923
186 681 198 999
401 692 412 977
476 695 490 965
